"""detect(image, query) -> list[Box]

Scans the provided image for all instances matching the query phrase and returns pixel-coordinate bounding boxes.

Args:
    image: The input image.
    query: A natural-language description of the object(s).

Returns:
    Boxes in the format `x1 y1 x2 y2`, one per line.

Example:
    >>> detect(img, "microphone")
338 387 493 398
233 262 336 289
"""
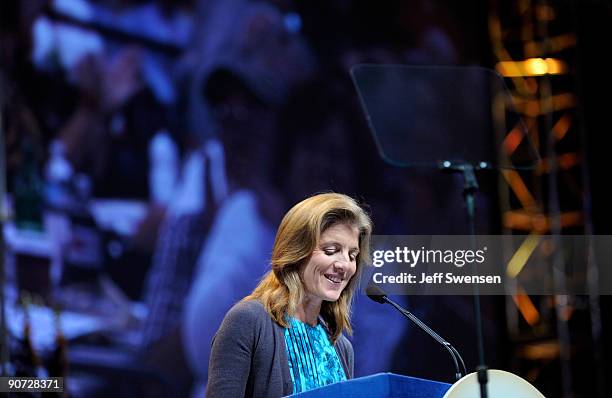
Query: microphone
366 284 467 381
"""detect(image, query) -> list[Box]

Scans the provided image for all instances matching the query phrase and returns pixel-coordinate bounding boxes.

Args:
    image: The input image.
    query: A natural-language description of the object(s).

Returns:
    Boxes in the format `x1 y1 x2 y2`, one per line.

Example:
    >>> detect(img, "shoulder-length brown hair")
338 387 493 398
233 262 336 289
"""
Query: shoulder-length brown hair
245 192 372 342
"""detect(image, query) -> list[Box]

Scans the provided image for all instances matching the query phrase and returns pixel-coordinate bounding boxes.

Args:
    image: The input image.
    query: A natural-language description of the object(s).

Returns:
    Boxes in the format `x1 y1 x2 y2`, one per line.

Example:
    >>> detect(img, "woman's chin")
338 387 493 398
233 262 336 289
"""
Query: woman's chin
322 291 342 302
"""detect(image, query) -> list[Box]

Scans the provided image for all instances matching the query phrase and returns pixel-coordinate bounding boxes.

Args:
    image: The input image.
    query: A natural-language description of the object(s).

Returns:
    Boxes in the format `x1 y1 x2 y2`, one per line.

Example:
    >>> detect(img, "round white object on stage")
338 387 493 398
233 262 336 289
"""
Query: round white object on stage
443 369 545 398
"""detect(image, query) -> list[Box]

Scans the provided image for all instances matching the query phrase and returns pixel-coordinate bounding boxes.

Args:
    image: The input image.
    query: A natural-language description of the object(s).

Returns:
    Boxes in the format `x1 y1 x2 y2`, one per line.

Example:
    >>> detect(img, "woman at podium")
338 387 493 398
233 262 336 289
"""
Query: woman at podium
206 193 372 397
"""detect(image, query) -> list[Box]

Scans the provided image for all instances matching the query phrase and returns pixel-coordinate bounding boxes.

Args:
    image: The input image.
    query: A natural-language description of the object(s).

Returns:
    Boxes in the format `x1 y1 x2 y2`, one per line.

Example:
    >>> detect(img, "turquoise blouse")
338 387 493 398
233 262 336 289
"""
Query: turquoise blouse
284 317 347 394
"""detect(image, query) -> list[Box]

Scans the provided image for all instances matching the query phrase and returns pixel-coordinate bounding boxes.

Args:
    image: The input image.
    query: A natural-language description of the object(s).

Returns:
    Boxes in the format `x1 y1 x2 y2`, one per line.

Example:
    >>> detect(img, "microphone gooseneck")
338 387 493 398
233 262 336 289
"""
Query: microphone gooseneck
365 285 467 381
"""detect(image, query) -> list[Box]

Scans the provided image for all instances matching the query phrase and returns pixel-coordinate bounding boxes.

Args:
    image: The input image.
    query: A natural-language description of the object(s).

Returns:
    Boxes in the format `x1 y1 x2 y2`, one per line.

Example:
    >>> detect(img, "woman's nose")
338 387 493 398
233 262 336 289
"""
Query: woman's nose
333 252 350 268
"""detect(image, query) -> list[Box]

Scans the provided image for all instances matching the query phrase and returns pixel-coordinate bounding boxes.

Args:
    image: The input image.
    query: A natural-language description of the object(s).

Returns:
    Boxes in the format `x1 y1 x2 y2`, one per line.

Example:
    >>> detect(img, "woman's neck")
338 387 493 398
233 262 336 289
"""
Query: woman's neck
294 295 322 326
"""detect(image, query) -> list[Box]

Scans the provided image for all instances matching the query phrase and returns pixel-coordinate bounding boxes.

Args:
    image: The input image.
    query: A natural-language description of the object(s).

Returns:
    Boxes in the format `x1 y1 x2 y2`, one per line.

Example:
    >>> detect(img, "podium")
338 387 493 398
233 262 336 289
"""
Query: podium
292 373 451 398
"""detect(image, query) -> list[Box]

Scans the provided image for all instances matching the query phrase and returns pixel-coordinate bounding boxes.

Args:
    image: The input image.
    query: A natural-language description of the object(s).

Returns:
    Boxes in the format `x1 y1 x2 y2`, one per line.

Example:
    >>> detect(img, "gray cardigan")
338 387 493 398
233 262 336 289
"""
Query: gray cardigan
206 300 354 398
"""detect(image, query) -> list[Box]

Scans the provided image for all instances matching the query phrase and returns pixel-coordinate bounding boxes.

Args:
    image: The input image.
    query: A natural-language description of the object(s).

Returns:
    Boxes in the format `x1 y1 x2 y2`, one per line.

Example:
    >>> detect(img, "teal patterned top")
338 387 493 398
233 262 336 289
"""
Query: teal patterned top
284 317 347 394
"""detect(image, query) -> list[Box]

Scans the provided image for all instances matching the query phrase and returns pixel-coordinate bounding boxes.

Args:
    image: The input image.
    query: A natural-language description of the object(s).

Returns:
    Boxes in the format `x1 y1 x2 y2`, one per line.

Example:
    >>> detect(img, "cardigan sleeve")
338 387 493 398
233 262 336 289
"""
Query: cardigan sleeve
206 301 261 397
335 335 355 379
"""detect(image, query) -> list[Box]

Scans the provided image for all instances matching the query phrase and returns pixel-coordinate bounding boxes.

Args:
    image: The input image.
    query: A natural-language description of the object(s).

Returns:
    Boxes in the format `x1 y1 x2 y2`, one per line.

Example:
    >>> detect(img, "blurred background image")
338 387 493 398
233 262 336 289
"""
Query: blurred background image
1 0 612 397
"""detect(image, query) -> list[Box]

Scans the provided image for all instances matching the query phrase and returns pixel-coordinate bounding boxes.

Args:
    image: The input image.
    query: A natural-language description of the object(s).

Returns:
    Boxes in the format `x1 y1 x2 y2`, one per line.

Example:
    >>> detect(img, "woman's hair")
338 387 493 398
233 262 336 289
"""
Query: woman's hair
245 192 372 342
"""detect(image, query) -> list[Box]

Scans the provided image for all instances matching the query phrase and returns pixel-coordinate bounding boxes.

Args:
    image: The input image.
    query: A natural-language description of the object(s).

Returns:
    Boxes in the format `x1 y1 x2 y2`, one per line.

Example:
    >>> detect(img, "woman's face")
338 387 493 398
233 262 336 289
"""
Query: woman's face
301 222 360 304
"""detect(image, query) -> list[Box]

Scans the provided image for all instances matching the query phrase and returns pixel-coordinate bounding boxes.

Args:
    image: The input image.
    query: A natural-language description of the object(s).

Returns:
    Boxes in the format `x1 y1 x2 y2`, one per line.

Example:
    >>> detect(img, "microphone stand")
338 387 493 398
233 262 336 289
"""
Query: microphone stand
440 161 489 398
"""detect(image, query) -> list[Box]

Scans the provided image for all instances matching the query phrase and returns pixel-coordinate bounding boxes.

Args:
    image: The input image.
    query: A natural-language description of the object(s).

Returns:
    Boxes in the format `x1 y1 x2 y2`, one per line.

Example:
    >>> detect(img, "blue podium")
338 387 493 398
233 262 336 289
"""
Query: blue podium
292 373 451 398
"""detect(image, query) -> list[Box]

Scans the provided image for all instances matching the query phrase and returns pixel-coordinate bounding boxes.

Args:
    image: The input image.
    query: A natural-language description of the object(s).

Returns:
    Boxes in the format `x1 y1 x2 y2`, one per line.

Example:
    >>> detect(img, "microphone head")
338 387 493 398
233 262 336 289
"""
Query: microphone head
365 284 388 304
